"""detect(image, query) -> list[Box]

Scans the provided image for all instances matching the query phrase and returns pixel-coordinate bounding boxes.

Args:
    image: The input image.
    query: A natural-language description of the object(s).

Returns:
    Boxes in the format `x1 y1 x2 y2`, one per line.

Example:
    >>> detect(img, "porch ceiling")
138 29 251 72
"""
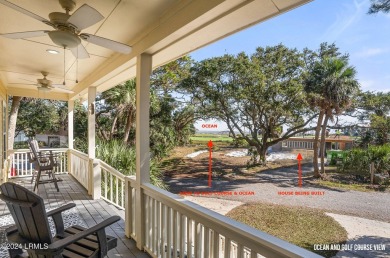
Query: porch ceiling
0 0 312 101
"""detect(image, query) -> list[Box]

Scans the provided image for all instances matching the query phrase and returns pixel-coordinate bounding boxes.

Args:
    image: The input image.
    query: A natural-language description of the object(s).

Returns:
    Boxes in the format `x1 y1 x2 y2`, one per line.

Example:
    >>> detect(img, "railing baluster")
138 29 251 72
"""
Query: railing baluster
157 200 161 257
16 153 20 176
180 214 185 258
110 172 113 202
121 180 125 207
173 210 178 258
161 204 166 257
132 187 136 237
213 230 219 258
104 170 107 199
194 222 201 258
187 219 193 258
237 243 243 258
204 226 210 258
167 207 172 258
150 196 154 252
146 195 150 249
115 175 119 205
225 237 231 258
152 198 157 254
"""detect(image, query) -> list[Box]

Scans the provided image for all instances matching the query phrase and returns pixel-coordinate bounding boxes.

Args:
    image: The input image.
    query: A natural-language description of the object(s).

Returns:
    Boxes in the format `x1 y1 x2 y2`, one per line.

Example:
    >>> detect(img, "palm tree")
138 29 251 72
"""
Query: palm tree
101 79 136 143
306 57 359 176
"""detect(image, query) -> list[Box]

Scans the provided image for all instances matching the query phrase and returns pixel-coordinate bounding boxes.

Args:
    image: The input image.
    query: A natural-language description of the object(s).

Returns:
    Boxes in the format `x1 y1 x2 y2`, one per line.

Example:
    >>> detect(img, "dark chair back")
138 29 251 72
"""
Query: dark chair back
27 138 40 160
0 182 53 244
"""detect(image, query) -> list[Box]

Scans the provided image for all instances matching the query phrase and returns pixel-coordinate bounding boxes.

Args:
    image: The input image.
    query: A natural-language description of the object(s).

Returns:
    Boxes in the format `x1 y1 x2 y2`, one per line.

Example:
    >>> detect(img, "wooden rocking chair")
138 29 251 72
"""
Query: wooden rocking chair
0 182 120 258
27 139 62 192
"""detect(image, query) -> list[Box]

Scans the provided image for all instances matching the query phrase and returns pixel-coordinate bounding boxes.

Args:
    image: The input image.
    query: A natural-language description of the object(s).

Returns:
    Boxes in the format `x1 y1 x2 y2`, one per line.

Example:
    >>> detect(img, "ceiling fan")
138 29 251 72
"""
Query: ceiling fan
0 0 132 59
15 72 74 93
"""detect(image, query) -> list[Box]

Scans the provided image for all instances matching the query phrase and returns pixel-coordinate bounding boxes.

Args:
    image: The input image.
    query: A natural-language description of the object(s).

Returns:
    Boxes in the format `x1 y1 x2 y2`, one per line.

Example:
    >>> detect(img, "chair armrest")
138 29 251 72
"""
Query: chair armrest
46 203 76 235
46 203 76 217
5 225 18 235
37 216 120 254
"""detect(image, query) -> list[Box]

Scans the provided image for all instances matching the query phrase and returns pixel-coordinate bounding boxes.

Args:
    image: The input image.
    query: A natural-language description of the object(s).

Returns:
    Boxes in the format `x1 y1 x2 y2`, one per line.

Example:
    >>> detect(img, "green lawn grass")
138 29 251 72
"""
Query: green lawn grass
314 179 389 192
227 203 347 257
190 134 233 142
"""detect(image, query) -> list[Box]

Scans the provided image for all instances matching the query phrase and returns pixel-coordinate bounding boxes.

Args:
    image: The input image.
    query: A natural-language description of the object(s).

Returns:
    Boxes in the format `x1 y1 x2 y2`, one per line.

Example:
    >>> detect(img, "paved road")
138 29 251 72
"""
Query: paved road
166 164 390 222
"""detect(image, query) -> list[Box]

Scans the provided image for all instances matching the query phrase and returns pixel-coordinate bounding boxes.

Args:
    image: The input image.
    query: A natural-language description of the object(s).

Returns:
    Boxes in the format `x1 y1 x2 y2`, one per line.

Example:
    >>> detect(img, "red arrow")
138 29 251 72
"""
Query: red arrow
208 140 213 187
297 153 303 187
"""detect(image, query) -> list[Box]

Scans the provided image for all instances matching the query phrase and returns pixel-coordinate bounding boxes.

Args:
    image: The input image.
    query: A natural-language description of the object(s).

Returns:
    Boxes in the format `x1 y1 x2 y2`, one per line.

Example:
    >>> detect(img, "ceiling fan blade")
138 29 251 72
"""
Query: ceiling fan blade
19 78 37 83
0 30 48 39
0 0 54 27
70 43 90 59
67 4 104 31
52 85 74 93
8 83 35 85
80 33 132 54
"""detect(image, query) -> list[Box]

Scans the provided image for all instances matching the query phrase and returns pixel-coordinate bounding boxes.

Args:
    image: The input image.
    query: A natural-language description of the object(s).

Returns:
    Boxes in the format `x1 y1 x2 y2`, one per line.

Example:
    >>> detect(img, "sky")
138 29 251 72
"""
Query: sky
190 0 390 131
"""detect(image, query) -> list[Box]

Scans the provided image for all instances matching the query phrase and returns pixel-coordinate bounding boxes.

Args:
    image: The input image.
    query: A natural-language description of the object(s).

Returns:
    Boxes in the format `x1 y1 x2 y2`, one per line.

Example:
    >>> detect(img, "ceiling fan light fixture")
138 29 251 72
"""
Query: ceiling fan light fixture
46 49 59 54
48 30 80 49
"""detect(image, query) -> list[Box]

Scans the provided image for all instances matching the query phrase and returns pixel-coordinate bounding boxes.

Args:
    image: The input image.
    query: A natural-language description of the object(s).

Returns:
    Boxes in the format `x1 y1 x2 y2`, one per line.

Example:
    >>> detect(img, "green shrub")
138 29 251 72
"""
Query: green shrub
14 141 28 149
339 144 390 177
233 137 247 147
96 140 167 189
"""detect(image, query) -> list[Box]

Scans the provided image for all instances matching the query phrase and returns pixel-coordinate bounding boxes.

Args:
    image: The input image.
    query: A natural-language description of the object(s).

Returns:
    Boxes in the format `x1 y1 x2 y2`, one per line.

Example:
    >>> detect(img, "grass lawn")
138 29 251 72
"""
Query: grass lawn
227 203 347 257
309 167 390 192
313 177 390 192
190 134 233 143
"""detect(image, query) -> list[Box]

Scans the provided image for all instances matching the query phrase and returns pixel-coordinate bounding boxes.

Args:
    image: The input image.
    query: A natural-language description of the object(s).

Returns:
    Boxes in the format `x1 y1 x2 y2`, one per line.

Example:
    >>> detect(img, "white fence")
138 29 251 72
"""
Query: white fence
8 148 68 178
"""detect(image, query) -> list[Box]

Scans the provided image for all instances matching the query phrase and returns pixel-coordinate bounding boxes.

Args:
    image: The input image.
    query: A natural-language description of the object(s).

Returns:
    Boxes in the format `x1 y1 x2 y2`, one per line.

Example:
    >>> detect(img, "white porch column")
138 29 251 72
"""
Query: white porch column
68 100 74 149
88 87 101 199
67 100 74 176
134 53 152 250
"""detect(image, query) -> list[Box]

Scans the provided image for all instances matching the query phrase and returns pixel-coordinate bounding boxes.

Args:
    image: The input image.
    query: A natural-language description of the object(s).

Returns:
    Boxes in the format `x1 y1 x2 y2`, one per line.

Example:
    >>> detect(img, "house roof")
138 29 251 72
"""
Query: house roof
0 0 312 101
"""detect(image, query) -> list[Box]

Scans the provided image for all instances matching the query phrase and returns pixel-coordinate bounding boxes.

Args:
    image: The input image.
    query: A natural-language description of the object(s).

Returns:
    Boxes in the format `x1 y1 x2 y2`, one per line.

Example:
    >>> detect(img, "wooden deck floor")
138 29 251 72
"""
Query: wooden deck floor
0 174 150 258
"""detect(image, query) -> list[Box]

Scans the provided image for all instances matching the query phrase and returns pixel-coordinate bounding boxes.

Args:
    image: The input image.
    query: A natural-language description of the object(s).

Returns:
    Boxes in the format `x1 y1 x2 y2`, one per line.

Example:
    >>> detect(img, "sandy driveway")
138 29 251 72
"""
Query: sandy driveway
167 163 390 222
166 157 390 257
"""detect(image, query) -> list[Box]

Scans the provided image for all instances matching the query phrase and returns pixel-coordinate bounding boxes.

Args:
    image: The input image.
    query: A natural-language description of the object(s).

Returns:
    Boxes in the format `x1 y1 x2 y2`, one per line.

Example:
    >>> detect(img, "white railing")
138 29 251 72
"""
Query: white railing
124 177 322 258
8 148 68 178
100 160 126 209
69 149 89 189
65 152 322 258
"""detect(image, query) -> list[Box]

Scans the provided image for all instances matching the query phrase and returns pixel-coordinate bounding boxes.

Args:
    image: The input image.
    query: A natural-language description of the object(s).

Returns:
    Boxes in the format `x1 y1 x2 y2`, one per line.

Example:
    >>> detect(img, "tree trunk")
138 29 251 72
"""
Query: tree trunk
259 146 268 165
320 113 330 174
123 109 134 143
313 110 324 178
8 96 23 150
110 115 118 139
256 145 268 165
